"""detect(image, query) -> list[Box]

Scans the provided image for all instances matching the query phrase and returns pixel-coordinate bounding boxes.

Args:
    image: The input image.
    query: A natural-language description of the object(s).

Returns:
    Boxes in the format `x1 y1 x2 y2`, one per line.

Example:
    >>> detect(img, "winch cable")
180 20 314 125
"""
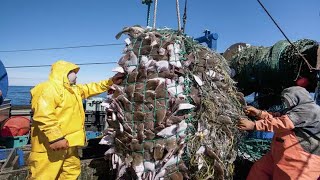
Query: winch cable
182 0 188 33
150 0 183 31
257 0 314 71
152 0 158 29
5 62 117 69
176 0 182 31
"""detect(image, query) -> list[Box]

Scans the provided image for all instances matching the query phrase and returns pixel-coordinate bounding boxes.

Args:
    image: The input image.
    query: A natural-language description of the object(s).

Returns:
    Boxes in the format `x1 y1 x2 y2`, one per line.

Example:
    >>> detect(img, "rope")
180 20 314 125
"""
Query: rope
176 0 181 31
153 0 158 29
294 60 304 81
182 0 188 33
257 0 314 71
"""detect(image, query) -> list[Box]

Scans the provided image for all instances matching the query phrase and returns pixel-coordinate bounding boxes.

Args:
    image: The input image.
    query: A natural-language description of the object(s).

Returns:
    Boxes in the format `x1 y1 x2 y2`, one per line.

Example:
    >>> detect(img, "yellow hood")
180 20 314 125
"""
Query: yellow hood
49 60 79 86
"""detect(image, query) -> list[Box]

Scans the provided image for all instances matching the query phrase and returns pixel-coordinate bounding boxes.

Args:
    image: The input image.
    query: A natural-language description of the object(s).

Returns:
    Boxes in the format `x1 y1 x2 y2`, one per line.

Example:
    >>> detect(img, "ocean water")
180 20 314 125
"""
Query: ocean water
7 86 33 105
6 86 107 106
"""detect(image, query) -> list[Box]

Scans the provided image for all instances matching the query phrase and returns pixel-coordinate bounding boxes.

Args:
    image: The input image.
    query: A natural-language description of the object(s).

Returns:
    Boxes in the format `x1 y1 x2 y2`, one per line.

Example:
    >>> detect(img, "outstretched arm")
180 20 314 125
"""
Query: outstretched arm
254 112 295 133
239 106 294 133
77 72 125 99
77 79 114 99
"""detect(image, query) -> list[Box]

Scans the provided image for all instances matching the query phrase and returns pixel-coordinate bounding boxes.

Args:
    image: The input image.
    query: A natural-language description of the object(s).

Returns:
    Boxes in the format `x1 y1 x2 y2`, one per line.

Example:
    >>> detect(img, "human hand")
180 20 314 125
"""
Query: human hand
244 106 261 117
238 118 255 131
49 139 69 151
111 72 125 85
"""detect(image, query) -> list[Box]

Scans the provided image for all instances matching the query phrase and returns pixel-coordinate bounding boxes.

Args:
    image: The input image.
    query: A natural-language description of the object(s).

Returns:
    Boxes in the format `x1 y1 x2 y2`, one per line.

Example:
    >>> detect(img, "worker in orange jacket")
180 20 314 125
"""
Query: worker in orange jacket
28 60 124 179
238 86 320 180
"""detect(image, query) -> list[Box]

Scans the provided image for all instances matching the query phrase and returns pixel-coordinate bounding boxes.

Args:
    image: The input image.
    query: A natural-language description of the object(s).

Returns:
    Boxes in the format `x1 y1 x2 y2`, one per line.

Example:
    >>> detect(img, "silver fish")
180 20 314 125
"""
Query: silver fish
125 51 138 73
157 124 177 138
144 161 155 172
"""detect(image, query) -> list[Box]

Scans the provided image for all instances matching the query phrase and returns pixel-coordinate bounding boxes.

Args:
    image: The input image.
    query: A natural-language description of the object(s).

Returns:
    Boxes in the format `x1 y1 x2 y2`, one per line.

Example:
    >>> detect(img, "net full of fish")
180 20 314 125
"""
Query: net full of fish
100 26 245 180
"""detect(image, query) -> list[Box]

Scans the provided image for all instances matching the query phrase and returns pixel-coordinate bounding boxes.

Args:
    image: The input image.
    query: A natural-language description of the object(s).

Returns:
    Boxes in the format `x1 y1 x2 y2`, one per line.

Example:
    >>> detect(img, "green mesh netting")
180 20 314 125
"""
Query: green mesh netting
229 39 319 96
102 26 245 180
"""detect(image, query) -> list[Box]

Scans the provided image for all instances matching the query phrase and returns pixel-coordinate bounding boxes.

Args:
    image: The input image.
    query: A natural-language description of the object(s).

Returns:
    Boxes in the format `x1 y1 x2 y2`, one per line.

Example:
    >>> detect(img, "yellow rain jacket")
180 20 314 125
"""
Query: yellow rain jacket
30 60 113 152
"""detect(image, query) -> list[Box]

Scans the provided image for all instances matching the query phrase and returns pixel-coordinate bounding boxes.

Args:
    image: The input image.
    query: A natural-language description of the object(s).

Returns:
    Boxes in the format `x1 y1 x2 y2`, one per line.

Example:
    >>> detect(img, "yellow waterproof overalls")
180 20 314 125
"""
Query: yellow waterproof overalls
28 60 113 179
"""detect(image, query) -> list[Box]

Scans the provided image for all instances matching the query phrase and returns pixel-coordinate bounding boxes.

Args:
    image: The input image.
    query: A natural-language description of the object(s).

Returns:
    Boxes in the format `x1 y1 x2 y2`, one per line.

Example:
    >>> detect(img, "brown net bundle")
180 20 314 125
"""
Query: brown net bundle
100 26 244 180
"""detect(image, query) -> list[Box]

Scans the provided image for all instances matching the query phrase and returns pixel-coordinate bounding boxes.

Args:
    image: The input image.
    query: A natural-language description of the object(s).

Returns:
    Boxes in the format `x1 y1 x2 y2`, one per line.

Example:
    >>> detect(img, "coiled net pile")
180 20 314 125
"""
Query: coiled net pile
100 26 244 180
228 39 319 96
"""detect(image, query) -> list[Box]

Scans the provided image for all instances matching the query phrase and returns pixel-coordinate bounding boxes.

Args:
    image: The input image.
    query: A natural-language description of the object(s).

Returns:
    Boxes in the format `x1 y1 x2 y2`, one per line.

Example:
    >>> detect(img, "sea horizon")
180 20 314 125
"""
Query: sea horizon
6 86 107 106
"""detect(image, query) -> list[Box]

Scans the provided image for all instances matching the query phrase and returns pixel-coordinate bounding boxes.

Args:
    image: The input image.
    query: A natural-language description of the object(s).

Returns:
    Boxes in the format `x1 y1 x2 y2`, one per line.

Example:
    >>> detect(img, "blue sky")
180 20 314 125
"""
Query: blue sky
0 0 319 86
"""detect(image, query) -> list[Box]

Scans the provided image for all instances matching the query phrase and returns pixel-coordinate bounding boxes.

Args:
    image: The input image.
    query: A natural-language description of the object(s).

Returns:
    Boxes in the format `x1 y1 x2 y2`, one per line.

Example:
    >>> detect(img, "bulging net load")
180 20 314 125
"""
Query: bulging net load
228 39 319 96
100 26 244 180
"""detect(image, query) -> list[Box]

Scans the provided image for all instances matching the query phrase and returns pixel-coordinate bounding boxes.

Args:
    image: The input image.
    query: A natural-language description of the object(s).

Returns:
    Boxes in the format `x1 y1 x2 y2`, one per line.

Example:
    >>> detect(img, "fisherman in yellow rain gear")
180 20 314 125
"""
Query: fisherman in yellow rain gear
27 60 124 179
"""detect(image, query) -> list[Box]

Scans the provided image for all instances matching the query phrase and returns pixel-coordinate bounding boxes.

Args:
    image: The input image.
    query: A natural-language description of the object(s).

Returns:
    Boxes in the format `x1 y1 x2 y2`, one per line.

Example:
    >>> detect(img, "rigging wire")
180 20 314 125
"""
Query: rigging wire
153 0 158 29
0 43 124 53
10 77 47 80
176 0 181 31
257 0 314 71
5 62 117 69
